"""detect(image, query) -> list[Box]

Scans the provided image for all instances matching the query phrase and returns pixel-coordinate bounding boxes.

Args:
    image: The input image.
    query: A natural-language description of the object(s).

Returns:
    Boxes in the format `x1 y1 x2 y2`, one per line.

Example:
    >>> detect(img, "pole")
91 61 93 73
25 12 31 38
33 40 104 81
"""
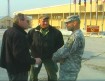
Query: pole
101 1 105 32
69 0 71 16
8 0 10 16
74 0 76 15
50 13 52 25
7 0 10 28
79 0 81 17
96 0 98 26
74 3 76 15
90 0 92 26
84 0 86 30
84 7 86 30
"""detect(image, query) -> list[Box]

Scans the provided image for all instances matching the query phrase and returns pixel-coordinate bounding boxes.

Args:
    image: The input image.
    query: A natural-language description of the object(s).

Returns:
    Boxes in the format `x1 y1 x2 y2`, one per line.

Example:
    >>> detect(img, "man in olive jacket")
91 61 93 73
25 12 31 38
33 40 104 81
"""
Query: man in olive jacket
28 14 64 81
0 13 40 81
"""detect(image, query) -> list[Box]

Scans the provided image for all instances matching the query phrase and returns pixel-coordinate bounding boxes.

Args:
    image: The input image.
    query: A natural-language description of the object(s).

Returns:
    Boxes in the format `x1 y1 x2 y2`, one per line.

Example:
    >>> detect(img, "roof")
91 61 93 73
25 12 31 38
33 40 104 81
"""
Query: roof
0 16 13 21
14 0 103 15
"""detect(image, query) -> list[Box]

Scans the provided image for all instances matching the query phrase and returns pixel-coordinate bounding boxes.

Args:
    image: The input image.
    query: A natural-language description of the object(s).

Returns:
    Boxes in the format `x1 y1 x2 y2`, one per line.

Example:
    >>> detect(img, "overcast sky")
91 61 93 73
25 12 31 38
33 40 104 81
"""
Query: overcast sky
0 0 89 17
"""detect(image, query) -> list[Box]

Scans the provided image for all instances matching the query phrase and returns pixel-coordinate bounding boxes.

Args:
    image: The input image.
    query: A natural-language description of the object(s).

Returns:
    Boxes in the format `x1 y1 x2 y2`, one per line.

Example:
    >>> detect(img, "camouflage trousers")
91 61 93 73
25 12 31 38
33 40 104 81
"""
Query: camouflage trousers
58 70 79 81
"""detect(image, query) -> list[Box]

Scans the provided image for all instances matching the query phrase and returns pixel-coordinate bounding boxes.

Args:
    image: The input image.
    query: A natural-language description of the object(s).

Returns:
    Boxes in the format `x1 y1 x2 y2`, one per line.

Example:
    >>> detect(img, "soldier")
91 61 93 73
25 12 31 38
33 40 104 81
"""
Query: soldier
52 15 85 81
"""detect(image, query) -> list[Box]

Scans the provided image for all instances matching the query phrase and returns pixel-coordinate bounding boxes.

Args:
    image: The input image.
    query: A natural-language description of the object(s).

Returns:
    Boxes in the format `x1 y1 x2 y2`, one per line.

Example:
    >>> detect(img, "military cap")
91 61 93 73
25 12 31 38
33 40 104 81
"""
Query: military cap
39 14 49 19
65 15 80 23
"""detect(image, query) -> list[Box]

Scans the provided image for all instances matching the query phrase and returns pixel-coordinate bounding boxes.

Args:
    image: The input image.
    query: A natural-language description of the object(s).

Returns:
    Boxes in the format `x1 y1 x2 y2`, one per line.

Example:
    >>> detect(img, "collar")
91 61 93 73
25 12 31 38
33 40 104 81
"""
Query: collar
13 23 27 35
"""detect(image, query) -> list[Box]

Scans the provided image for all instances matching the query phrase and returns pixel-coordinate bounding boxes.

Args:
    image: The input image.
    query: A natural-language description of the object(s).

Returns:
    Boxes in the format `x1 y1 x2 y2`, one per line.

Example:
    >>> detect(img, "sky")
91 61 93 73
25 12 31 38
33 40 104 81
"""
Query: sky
0 0 89 17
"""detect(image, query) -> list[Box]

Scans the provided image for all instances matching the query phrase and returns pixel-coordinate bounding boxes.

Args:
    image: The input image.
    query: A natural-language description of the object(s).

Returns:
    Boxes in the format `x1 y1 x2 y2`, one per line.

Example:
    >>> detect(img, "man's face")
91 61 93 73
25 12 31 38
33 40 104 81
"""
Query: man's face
19 16 30 29
65 21 74 31
39 18 49 28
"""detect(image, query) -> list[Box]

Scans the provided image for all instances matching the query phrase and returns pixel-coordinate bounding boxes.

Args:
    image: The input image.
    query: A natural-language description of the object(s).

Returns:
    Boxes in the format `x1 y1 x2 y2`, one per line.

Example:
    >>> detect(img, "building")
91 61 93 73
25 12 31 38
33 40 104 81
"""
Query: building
14 0 105 33
0 16 13 28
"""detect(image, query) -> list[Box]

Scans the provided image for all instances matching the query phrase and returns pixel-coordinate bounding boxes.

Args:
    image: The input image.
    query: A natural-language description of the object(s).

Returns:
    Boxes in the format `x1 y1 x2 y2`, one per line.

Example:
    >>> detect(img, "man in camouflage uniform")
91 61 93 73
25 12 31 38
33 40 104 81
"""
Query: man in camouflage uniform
52 15 85 81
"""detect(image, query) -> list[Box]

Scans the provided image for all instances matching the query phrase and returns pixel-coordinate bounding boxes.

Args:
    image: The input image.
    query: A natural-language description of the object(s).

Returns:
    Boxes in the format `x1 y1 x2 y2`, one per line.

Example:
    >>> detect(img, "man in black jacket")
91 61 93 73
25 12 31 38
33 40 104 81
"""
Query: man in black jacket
28 14 64 81
0 13 41 81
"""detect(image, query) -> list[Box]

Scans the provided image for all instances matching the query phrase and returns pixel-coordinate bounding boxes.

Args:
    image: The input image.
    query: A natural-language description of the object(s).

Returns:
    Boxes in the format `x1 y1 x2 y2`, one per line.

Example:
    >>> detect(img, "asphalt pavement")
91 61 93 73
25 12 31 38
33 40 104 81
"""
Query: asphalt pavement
0 29 105 81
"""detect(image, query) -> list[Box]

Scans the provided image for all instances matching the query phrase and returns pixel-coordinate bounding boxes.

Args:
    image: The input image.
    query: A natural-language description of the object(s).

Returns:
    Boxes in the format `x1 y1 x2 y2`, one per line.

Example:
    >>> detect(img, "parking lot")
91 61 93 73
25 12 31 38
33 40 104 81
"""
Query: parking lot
0 29 105 81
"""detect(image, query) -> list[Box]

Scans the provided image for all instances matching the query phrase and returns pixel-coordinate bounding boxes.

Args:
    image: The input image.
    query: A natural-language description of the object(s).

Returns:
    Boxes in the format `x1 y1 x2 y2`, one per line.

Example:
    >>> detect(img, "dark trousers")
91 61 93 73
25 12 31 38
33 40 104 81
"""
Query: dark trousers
7 71 28 81
29 59 58 81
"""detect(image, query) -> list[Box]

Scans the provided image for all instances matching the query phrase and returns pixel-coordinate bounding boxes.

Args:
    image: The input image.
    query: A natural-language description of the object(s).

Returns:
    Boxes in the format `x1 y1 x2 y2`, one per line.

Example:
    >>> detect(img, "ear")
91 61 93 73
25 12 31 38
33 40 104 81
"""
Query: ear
73 21 78 25
38 19 40 25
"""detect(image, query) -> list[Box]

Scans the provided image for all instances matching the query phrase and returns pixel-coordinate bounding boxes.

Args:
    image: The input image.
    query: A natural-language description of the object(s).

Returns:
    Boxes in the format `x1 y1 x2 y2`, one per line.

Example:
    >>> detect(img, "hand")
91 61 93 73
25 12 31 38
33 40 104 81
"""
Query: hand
35 58 42 64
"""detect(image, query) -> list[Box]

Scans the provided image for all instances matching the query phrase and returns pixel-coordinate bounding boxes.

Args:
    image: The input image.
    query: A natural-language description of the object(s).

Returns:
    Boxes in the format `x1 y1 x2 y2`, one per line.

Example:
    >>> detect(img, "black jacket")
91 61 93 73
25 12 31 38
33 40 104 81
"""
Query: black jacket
28 25 64 59
0 23 35 74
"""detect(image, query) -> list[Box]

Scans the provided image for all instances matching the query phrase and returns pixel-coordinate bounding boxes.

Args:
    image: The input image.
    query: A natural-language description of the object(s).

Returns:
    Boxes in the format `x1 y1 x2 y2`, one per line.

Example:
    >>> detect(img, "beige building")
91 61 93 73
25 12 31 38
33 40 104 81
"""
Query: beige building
14 0 105 32
0 16 13 28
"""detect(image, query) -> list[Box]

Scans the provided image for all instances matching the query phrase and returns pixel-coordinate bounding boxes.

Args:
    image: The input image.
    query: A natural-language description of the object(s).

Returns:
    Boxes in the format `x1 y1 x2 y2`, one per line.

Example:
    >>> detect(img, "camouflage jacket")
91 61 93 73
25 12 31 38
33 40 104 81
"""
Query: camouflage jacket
52 29 85 80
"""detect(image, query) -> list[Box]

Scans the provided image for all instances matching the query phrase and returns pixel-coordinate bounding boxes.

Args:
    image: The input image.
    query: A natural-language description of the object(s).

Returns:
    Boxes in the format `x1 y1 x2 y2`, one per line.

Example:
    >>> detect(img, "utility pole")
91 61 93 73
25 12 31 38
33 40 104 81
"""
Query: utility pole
8 0 10 16
7 0 11 28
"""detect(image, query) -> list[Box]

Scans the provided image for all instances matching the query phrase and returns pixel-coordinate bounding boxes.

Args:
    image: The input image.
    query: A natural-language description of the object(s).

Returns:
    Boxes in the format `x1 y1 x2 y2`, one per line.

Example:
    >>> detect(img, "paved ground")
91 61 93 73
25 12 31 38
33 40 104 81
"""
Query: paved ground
37 36 105 81
0 29 105 81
